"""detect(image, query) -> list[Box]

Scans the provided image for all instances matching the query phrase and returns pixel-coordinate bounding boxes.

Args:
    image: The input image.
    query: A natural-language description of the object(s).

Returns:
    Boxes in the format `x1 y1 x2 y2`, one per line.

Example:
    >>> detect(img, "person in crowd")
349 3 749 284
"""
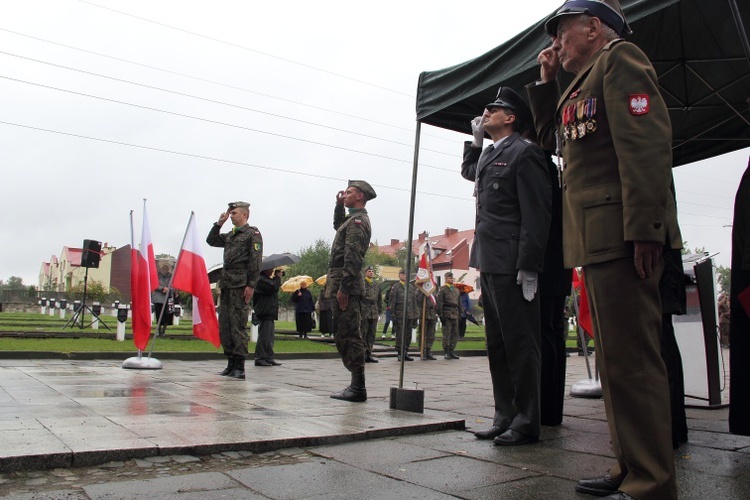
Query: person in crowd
152 261 174 337
436 272 463 360
718 292 730 347
462 86 551 446
416 289 437 360
389 269 418 361
527 1 682 497
316 295 335 337
458 289 471 338
360 266 382 363
381 291 393 339
292 280 315 338
253 269 282 367
325 180 376 402
206 201 263 380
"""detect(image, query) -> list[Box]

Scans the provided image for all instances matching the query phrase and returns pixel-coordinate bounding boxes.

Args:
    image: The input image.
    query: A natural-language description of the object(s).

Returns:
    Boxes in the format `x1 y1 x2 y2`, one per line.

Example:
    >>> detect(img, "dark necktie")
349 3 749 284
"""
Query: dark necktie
478 144 495 163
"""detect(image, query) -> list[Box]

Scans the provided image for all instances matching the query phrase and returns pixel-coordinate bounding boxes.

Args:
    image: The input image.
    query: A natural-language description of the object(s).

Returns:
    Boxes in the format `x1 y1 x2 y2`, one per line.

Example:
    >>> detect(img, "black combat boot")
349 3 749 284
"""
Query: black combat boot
424 349 436 361
449 350 460 360
218 356 235 376
227 357 246 379
330 370 367 402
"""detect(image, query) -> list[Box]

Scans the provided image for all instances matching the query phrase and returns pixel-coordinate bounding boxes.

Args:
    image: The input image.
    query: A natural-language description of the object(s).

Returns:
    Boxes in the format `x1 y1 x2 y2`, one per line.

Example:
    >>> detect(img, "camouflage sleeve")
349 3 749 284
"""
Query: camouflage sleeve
377 286 383 315
436 288 444 317
333 203 345 230
339 221 366 294
206 223 225 247
246 231 263 288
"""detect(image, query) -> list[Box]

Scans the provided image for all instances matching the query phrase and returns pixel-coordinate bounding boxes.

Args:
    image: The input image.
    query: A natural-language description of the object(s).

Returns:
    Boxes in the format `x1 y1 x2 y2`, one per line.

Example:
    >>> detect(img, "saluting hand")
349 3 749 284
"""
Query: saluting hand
538 47 560 83
217 212 229 225
335 191 346 205
471 116 486 147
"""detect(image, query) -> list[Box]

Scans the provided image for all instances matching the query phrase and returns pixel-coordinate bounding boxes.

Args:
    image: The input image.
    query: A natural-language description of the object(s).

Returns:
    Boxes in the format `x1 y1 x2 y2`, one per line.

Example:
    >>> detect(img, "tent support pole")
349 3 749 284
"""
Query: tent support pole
389 120 425 413
398 120 421 389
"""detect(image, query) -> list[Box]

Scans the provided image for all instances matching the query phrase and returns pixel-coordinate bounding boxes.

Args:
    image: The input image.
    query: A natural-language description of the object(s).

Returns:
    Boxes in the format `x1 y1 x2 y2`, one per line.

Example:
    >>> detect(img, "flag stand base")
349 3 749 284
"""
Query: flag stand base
570 379 602 398
122 355 163 370
389 387 424 413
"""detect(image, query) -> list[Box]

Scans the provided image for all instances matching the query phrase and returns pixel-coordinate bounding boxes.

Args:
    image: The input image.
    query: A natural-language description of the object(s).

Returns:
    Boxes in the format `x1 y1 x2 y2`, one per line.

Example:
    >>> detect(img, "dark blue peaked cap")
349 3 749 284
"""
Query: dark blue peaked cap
545 0 632 37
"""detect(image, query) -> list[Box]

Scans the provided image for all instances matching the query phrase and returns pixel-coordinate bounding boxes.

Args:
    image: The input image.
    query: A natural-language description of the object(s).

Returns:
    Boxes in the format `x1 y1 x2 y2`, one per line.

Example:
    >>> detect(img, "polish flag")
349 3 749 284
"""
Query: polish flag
172 214 220 347
130 203 158 351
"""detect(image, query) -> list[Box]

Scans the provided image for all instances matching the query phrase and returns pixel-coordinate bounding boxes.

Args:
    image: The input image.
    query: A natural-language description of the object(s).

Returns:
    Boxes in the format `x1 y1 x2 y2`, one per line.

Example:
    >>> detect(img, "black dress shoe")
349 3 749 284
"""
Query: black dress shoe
600 492 635 500
254 359 273 367
473 426 507 440
493 429 538 446
266 359 282 366
575 475 622 497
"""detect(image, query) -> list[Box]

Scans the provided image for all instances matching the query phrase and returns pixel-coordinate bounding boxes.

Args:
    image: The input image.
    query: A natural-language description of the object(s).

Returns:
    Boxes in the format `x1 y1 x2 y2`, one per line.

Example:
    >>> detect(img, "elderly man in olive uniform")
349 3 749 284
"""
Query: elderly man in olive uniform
436 272 463 360
389 269 418 361
526 1 681 498
326 180 376 402
206 201 263 380
360 265 382 363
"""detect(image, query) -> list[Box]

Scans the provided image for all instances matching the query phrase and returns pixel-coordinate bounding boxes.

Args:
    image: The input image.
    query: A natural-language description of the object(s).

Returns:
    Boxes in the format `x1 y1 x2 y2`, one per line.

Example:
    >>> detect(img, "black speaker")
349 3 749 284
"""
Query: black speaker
81 239 101 268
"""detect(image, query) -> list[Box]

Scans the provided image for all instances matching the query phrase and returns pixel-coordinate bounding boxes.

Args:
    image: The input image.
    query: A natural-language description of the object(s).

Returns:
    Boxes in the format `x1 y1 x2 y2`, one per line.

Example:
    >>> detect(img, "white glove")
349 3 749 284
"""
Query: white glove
516 270 538 302
471 116 485 147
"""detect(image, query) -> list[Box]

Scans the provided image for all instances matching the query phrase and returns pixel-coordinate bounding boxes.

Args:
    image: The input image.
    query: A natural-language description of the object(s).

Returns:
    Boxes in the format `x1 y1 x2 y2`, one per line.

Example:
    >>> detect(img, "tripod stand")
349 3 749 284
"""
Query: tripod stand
63 266 111 330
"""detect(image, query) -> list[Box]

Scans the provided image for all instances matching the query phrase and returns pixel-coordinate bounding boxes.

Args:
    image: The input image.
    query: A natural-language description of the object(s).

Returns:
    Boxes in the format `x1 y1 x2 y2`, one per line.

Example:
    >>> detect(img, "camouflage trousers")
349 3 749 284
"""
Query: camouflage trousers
218 287 250 358
360 317 378 355
442 317 460 351
333 295 365 373
393 316 415 352
418 318 436 353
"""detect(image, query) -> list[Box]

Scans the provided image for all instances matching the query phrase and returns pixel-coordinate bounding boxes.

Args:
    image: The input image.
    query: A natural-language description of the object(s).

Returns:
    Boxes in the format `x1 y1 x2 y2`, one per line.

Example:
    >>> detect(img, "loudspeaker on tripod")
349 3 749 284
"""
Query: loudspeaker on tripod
82 239 101 268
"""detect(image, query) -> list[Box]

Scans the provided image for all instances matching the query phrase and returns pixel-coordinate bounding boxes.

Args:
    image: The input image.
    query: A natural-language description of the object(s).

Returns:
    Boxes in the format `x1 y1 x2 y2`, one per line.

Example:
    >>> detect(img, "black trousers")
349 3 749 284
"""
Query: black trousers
540 294 567 426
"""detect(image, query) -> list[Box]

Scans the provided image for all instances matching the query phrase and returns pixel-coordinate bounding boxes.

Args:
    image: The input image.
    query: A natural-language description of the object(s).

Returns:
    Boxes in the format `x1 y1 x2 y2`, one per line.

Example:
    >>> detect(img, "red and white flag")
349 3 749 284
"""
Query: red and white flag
572 268 593 338
172 214 220 347
415 243 437 301
130 201 158 351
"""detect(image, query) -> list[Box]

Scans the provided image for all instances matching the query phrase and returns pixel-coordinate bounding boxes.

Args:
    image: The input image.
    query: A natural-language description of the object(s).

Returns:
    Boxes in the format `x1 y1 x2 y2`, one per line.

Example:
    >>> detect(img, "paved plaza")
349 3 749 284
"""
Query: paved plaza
0 351 748 499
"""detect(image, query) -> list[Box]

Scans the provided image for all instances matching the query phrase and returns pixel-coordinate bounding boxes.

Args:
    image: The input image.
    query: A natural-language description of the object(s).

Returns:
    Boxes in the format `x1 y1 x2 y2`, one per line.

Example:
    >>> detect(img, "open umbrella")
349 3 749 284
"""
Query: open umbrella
315 275 327 286
260 253 300 271
454 283 474 294
281 275 313 293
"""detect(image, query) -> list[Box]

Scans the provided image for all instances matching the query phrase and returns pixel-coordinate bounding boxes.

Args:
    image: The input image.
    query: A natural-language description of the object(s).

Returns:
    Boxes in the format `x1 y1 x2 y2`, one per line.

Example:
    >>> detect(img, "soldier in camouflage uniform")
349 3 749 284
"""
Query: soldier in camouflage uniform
389 269 418 361
206 201 263 380
360 265 382 363
326 180 376 402
416 291 437 360
437 271 463 360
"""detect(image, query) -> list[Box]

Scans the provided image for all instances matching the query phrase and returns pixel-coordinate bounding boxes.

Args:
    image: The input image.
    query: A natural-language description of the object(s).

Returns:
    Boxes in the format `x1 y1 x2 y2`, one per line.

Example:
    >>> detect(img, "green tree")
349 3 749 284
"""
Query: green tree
0 276 26 289
68 280 121 303
716 265 730 294
364 247 399 269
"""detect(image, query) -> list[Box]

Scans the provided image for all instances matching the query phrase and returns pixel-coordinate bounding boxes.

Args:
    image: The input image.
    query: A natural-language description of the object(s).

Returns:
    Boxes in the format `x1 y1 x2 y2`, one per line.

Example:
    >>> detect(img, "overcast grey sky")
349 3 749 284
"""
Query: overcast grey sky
1 0 746 287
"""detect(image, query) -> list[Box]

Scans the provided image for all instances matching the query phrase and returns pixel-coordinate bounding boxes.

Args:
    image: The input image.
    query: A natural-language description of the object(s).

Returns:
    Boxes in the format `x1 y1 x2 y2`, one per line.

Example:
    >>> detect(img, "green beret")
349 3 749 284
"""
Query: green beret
348 180 377 201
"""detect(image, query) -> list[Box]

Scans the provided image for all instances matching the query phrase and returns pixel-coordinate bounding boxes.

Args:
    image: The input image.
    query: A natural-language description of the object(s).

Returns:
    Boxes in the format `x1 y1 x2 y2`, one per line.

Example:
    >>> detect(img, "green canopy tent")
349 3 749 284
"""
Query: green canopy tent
415 0 750 167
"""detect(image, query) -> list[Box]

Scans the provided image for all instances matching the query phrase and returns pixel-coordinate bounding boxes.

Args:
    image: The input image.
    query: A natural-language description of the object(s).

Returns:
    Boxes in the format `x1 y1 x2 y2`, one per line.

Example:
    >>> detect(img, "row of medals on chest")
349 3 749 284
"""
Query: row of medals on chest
562 97 597 141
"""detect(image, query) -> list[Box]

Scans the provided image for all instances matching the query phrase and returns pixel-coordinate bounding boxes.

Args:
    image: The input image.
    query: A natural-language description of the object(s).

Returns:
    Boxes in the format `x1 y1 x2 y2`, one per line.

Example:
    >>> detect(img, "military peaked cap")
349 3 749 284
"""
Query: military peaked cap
486 87 534 132
545 0 631 37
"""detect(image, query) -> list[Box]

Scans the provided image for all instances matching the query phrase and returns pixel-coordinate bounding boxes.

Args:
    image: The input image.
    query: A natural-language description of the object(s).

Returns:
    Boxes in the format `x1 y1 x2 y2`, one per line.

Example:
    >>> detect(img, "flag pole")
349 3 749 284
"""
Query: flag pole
420 298 426 360
146 212 193 359
129 210 142 360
